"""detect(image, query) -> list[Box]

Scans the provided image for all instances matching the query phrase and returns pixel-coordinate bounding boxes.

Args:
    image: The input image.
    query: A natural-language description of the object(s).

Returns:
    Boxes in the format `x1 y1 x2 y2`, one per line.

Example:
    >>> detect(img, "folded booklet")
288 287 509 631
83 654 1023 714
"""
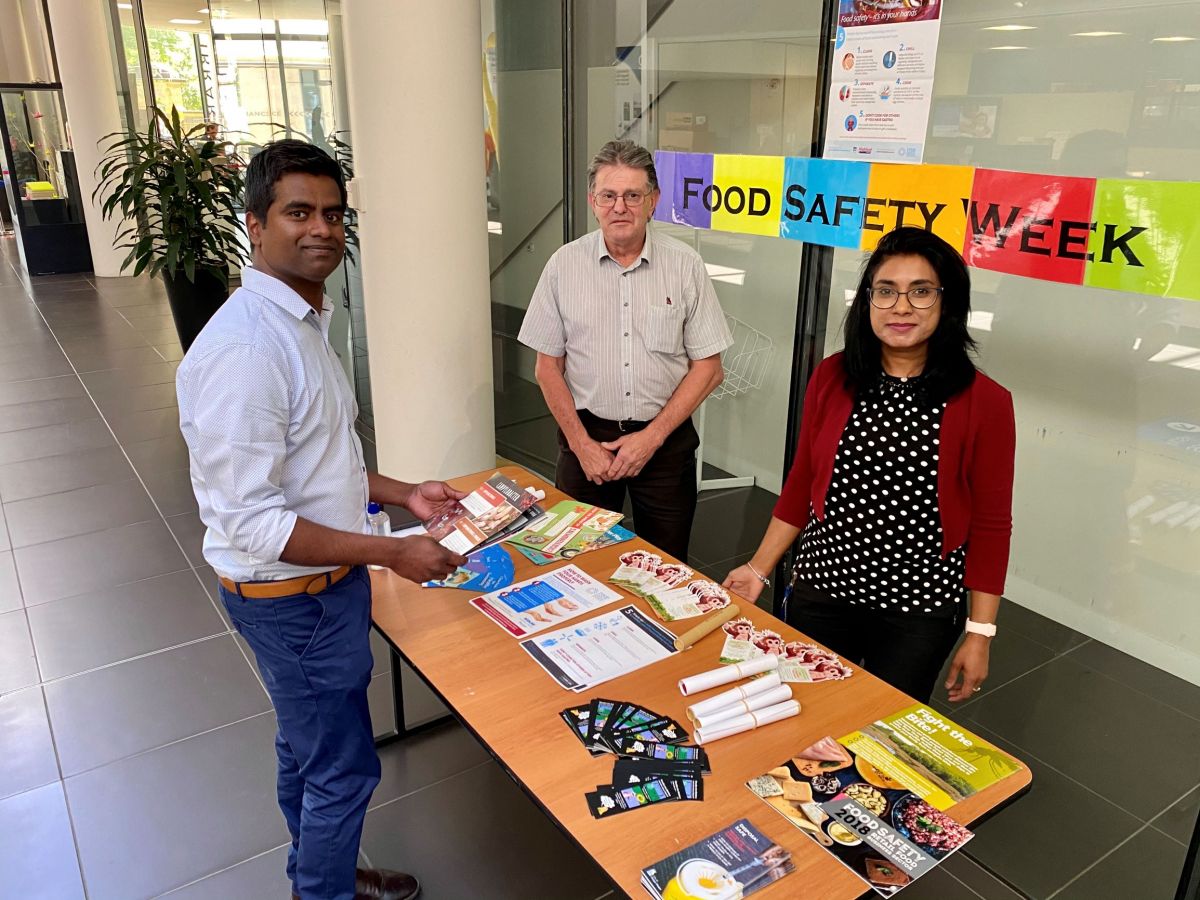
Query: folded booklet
422 473 531 554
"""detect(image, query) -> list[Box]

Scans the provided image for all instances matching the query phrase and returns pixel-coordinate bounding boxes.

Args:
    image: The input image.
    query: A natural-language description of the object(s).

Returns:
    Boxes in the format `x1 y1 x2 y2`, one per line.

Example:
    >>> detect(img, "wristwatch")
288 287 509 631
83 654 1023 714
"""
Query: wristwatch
965 619 997 638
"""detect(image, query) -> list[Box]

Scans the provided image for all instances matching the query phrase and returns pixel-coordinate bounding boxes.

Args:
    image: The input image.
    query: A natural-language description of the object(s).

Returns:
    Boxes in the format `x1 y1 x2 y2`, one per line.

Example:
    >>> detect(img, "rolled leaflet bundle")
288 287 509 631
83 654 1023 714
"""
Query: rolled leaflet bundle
685 671 783 722
690 684 794 730
694 699 801 746
678 653 780 696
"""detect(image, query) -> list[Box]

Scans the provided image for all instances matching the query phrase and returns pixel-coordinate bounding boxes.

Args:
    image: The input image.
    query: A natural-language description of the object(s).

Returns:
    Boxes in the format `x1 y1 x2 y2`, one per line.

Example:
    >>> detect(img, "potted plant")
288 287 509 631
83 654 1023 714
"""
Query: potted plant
94 106 246 351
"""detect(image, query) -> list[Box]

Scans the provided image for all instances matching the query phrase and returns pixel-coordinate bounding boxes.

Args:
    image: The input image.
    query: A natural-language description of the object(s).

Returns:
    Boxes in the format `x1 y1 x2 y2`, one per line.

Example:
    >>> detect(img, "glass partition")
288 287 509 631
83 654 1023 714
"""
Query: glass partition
0 0 56 84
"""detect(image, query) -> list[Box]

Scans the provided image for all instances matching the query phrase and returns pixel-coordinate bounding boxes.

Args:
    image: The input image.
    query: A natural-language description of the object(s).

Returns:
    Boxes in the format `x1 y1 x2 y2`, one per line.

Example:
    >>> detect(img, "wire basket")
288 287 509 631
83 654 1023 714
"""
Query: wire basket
711 314 773 401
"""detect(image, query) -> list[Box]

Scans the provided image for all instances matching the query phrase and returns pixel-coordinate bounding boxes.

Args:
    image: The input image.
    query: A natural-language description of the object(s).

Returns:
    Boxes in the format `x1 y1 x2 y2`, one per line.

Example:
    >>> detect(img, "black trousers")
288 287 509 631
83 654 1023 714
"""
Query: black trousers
556 411 699 561
787 580 963 703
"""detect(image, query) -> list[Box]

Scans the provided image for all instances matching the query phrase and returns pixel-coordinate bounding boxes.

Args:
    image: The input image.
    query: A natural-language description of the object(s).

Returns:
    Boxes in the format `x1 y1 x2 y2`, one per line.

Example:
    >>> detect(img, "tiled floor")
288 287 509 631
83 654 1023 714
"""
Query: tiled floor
1 235 1197 900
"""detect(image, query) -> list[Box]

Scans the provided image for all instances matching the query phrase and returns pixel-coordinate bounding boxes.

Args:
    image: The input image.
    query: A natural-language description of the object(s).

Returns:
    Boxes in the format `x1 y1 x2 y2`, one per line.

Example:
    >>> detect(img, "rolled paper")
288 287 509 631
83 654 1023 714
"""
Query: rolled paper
690 684 794 730
673 603 741 652
694 699 801 746
678 652 779 696
685 671 783 721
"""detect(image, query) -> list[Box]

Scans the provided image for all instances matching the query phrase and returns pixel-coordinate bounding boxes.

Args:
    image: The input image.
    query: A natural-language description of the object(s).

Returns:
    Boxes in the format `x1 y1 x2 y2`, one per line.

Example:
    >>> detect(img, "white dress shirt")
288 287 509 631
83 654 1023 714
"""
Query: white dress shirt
176 267 369 582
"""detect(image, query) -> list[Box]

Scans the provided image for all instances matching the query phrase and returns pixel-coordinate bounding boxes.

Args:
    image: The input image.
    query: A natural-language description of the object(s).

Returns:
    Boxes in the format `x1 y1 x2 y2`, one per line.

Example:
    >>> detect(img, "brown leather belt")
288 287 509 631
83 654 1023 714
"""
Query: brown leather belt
219 565 353 599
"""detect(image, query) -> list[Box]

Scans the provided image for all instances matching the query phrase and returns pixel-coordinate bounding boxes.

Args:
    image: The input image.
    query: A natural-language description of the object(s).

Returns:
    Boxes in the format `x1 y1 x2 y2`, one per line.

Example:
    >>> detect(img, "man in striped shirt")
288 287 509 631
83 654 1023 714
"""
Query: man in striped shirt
518 140 732 560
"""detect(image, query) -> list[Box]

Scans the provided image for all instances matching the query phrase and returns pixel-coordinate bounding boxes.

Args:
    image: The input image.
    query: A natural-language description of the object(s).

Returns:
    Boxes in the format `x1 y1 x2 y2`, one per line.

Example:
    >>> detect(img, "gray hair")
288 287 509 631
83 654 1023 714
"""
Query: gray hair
586 140 659 193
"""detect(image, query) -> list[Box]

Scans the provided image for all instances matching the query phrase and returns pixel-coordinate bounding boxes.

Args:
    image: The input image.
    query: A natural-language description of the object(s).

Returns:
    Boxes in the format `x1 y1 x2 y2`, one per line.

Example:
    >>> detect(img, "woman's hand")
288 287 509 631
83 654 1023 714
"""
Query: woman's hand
722 565 765 603
945 634 991 702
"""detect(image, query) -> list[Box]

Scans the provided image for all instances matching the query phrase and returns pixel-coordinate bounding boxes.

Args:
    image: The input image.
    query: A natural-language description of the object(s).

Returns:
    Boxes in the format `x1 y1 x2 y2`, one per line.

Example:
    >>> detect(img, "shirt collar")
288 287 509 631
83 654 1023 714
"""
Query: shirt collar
593 226 654 267
242 267 334 334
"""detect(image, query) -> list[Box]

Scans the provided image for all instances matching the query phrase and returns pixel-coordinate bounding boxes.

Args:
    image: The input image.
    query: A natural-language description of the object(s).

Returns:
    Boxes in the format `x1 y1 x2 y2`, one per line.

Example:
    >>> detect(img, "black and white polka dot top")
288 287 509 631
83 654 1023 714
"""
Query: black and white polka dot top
793 372 966 617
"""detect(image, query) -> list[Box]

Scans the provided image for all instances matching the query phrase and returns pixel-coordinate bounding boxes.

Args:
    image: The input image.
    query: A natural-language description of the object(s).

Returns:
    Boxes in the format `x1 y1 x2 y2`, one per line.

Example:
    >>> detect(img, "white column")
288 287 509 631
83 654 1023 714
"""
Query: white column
45 0 127 277
341 0 496 481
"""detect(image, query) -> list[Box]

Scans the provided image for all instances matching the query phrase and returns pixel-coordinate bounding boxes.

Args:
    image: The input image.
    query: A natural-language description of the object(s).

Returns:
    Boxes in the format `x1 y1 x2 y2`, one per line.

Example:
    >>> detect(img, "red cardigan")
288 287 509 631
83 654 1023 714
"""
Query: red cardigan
774 352 1016 596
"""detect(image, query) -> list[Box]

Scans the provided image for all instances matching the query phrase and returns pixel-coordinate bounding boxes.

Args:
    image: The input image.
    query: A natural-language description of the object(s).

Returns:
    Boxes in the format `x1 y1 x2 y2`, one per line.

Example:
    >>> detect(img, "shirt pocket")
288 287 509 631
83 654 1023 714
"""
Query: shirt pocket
643 307 685 355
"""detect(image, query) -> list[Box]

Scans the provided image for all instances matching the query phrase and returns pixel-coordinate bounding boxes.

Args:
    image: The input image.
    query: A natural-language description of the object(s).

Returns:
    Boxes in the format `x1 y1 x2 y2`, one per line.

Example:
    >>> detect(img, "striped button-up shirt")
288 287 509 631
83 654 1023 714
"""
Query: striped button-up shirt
518 227 732 421
176 267 369 582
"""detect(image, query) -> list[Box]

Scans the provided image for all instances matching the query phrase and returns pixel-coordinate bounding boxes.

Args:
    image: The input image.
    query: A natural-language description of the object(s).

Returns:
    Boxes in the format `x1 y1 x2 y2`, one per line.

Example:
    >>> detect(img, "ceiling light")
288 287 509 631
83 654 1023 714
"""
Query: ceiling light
982 24 1036 31
1072 31 1124 37
1152 35 1196 42
169 18 202 24
989 45 1029 50
198 7 210 12
116 2 131 7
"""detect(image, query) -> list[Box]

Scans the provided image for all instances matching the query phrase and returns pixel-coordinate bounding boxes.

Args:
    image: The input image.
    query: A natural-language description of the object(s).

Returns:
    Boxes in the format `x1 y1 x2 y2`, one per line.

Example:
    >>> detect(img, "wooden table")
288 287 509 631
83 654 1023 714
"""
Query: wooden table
370 465 1031 899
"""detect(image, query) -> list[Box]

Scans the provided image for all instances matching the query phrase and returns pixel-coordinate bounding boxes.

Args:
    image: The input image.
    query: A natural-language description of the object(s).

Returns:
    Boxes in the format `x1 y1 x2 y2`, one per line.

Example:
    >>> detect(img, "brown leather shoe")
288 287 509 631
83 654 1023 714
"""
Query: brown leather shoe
355 867 421 900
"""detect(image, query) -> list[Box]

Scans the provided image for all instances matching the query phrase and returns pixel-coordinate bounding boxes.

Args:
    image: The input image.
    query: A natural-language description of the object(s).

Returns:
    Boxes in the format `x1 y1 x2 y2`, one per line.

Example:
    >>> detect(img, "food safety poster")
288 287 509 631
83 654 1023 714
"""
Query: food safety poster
470 564 621 639
824 0 943 164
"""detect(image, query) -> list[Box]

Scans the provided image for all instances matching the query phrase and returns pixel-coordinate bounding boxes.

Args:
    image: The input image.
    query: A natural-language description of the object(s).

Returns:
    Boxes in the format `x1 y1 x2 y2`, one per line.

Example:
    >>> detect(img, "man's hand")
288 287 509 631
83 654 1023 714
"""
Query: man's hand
601 429 664 481
385 535 467 583
402 480 467 521
572 437 615 485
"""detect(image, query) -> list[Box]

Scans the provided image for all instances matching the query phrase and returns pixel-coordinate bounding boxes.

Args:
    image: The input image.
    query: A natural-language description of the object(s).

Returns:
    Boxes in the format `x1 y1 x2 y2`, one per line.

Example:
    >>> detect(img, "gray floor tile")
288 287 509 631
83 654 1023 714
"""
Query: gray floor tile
0 686 59 800
0 336 70 362
122 309 176 326
15 519 189 605
0 351 75 383
58 328 151 351
106 406 185 444
690 483 779 566
125 431 192 476
155 343 186 362
46 634 269 776
1001 601 1089 654
0 551 20 612
371 721 489 809
0 504 8 551
368 671 396 737
1150 785 1200 846
961 721 1145 898
0 782 86 900
28 569 227 681
0 608 38 693
90 380 180 415
167 512 207 566
0 374 84 408
139 325 184 344
80 360 179 393
5 479 158 548
1066 640 1200 723
942 854 1026 900
159 844 292 900
0 395 98 434
0 444 134 502
0 418 115 466
1054 825 1186 900
66 712 287 900
69 344 170 373
141 466 199 516
361 761 611 900
887 864 983 899
963 655 1200 821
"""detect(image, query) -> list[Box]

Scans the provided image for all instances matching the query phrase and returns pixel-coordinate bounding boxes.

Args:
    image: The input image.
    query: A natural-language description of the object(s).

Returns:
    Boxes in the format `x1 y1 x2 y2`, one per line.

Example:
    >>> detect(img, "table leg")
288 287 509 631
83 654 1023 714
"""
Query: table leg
373 634 454 747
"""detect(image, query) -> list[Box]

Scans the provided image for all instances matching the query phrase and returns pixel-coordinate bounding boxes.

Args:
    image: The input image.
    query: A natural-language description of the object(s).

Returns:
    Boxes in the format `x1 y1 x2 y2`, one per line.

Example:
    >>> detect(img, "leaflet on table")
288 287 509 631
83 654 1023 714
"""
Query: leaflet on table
640 818 795 899
470 564 622 638
718 616 854 683
422 472 530 554
513 525 635 566
423 544 515 592
747 735 973 896
842 704 1023 809
504 500 624 560
519 605 678 692
476 501 545 551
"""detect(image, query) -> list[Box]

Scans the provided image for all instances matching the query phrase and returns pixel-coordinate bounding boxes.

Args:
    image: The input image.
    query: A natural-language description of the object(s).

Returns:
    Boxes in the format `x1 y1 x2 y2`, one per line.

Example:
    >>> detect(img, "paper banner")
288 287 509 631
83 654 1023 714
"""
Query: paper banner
861 162 972 252
656 150 714 230
710 154 786 237
780 158 872 248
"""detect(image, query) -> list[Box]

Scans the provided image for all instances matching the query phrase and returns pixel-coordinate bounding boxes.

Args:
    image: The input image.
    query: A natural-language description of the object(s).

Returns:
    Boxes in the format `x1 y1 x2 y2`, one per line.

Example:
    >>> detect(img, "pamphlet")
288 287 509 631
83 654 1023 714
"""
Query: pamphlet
520 605 678 692
504 500 624 560
423 472 529 554
747 735 974 896
513 524 635 566
470 564 623 639
640 818 794 900
423 544 515 592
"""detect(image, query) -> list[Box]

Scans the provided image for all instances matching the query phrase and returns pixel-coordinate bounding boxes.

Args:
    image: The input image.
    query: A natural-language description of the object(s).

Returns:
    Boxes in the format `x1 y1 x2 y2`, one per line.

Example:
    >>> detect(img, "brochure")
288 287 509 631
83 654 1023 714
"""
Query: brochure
747 735 973 896
470 564 623 639
423 472 529 554
640 818 794 899
513 524 635 566
520 605 678 692
843 704 1024 809
423 544 515 592
504 500 624 560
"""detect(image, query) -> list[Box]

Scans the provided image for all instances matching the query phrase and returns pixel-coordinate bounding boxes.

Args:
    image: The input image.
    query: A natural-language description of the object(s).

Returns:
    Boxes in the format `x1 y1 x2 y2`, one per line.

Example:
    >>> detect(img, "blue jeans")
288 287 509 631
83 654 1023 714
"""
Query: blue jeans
220 566 380 900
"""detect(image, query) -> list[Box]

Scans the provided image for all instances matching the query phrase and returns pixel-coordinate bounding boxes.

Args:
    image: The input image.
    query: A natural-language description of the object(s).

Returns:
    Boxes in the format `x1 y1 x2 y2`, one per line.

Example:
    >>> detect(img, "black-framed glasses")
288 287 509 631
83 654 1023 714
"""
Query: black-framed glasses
869 286 943 309
592 189 650 208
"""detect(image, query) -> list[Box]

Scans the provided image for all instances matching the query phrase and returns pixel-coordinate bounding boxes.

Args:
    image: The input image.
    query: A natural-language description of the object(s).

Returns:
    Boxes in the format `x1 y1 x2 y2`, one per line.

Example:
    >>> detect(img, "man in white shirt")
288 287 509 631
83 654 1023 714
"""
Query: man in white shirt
177 140 463 900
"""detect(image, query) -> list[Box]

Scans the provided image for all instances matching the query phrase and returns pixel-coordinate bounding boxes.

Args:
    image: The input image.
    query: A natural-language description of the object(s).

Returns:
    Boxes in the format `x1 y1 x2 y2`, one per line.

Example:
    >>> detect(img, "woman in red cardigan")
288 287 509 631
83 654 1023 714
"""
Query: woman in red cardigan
724 227 1015 703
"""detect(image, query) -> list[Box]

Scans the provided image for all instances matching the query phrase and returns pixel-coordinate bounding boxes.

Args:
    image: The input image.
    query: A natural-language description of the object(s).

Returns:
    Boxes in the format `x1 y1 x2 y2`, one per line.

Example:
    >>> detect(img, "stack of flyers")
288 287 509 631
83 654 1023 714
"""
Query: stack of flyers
514 524 635 566
559 697 695 757
610 552 732 622
470 564 622 638
422 473 531 554
505 500 627 564
640 819 795 900
720 616 853 682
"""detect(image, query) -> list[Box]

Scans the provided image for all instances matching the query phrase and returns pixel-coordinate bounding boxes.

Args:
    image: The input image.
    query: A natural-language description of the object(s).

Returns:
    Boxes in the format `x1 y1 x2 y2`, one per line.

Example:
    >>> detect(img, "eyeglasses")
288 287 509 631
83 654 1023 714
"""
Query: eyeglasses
869 286 943 309
592 190 650 208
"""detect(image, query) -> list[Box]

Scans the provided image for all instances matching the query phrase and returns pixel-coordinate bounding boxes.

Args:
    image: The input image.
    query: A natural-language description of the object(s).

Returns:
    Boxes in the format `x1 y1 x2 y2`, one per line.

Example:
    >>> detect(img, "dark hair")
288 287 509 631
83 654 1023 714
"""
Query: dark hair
842 226 977 403
244 139 346 223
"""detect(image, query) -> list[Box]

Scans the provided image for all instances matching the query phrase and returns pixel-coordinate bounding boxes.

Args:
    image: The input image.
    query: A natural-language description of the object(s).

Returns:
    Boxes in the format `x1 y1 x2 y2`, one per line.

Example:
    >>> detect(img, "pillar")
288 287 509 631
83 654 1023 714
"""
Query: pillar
45 0 127 277
340 0 496 481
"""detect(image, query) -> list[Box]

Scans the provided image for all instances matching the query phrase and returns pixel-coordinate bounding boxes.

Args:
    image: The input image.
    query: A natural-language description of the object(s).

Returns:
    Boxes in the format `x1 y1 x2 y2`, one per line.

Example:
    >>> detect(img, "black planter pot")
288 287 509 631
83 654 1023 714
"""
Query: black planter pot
161 266 230 352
